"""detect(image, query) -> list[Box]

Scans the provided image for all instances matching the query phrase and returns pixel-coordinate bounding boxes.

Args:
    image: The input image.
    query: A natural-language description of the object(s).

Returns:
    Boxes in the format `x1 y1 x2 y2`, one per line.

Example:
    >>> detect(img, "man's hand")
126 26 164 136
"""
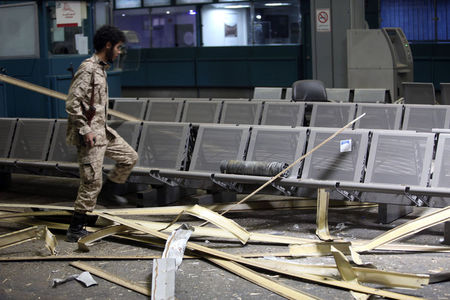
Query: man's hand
83 132 96 148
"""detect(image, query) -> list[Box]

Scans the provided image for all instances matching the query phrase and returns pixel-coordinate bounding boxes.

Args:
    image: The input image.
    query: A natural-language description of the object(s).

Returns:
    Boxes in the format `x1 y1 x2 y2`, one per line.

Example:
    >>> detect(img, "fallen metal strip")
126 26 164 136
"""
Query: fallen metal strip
289 242 352 257
96 213 424 300
316 188 333 241
355 206 450 252
70 261 151 296
78 225 129 252
208 257 321 300
185 205 250 244
331 246 369 300
250 259 429 289
0 225 57 255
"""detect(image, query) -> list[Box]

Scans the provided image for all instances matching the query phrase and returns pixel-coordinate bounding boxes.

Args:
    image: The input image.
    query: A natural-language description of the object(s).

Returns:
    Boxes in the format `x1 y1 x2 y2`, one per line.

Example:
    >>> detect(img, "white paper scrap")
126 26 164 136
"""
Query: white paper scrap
340 139 352 152
52 271 97 288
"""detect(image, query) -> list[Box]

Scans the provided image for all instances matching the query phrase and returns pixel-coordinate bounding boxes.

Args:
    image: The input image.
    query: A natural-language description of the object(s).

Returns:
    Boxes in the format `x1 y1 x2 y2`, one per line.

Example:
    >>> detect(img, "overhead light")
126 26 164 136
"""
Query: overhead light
265 2 291 6
256 14 262 19
224 5 250 9
166 10 170 14
189 9 196 15
122 14 126 17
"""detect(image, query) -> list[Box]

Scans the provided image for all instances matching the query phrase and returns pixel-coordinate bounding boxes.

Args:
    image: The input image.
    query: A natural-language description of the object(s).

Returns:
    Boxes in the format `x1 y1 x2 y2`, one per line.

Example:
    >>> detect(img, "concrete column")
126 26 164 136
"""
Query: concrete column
310 0 366 88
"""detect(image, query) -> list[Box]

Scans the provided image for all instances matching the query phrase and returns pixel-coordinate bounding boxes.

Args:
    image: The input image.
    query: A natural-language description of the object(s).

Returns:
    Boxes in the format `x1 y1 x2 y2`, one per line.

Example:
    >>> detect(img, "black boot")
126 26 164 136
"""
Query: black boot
101 179 128 206
66 212 89 243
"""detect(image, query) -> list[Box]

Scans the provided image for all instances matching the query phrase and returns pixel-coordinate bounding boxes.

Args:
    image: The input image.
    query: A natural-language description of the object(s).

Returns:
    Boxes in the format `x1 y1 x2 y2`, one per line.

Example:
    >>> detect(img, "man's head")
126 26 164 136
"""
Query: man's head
93 25 126 63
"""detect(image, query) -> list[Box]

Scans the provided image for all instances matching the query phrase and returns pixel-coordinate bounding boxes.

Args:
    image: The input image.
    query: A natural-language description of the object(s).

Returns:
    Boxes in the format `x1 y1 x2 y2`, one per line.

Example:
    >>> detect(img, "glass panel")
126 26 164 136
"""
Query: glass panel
114 8 150 48
202 1 300 47
143 0 171 6
151 6 197 48
115 0 141 9
202 3 250 46
380 0 434 41
0 2 39 58
94 1 111 31
253 0 301 45
177 0 212 4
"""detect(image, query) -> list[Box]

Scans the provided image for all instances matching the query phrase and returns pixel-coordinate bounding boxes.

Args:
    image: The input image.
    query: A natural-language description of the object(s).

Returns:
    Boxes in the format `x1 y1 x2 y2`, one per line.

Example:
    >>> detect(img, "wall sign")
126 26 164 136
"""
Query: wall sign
316 8 331 32
56 1 81 27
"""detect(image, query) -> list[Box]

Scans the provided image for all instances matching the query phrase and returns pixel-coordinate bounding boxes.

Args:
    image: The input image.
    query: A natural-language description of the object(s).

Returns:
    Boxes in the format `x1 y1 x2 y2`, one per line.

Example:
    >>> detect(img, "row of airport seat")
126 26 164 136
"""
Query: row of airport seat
116 87 390 103
1 118 450 207
110 99 450 132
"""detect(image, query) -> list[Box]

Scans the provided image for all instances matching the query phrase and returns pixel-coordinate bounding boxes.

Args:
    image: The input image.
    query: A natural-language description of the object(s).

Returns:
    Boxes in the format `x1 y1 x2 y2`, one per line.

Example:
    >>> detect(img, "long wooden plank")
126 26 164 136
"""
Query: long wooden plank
0 73 140 122
96 213 424 300
70 261 151 296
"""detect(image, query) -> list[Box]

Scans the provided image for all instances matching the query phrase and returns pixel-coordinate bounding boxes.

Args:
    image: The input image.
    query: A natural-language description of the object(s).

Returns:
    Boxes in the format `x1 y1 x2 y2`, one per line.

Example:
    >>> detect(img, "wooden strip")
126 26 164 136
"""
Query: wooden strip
0 74 140 122
185 205 250 244
96 213 424 300
70 261 151 296
355 206 450 252
210 113 367 221
316 189 333 241
208 257 321 300
0 210 72 219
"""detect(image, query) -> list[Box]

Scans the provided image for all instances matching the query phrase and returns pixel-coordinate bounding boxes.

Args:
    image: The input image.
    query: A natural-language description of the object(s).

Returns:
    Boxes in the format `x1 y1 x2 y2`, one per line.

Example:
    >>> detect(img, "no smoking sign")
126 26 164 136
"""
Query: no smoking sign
316 8 331 32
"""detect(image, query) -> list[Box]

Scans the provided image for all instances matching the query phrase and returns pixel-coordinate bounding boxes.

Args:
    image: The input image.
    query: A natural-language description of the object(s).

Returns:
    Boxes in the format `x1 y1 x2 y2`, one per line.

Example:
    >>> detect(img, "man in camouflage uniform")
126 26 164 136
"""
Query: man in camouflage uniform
65 25 138 242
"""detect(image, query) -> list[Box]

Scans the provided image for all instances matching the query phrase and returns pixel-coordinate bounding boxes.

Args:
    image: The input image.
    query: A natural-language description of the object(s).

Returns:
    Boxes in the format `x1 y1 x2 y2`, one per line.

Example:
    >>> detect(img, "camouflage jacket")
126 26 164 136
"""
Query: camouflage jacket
66 54 119 146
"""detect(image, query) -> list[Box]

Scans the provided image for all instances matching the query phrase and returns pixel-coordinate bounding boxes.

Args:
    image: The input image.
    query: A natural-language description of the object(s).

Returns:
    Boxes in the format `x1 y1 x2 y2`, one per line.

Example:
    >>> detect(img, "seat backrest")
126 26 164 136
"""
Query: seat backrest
145 99 184 122
402 82 435 105
354 103 403 130
260 101 305 127
433 133 450 188
190 124 250 173
402 104 450 132
10 118 55 160
247 126 307 178
326 88 350 102
309 103 356 128
181 100 222 123
111 99 147 120
174 97 210 101
364 130 434 186
47 119 77 163
0 118 17 159
291 80 327 102
220 101 263 125
253 87 283 99
301 128 369 182
440 83 450 105
285 88 292 100
353 88 386 103
104 121 141 165
136 122 191 170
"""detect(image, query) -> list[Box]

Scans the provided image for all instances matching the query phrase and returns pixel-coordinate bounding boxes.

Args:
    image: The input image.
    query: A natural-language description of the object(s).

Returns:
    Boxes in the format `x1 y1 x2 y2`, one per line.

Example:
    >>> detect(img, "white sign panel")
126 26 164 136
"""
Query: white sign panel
56 1 81 27
316 8 331 32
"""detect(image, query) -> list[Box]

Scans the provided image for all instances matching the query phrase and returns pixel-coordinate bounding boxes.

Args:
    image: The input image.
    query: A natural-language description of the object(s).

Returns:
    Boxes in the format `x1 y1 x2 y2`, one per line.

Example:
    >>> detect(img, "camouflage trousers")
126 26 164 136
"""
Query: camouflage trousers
74 134 138 213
